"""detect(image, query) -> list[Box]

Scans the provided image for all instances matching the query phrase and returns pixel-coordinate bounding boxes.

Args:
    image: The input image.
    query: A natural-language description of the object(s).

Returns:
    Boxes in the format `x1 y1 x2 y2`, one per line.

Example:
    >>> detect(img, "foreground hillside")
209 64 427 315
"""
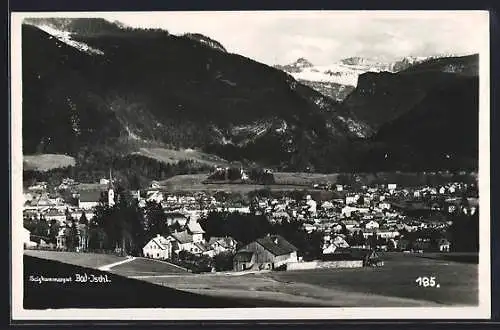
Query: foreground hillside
24 251 477 308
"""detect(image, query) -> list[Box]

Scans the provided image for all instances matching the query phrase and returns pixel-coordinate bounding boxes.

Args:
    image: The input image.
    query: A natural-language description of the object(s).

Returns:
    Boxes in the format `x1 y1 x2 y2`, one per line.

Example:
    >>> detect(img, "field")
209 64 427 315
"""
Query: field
23 154 76 172
159 173 326 193
108 257 189 277
273 172 340 185
133 147 228 166
24 250 126 268
265 253 478 306
23 250 478 307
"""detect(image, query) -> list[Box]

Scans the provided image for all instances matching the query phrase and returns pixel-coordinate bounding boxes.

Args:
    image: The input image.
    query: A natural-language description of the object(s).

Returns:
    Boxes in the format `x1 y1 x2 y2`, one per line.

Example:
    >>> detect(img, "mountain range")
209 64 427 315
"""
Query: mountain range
273 55 460 101
21 18 479 180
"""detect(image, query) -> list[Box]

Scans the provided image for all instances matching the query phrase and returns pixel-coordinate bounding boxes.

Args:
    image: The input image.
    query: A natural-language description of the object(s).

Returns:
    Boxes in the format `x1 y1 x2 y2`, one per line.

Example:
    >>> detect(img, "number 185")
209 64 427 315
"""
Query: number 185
415 276 438 287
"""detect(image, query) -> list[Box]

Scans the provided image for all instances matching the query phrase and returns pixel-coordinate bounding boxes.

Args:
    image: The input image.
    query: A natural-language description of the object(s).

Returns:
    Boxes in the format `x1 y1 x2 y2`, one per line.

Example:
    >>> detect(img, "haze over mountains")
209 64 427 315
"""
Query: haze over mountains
21 18 479 179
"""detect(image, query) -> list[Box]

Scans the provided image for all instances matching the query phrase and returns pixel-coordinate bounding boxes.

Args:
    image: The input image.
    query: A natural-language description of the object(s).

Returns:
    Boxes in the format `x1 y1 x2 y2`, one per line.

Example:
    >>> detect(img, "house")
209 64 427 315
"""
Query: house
147 190 164 203
387 183 397 191
378 202 391 210
208 236 238 255
436 238 451 252
233 235 298 271
303 223 317 233
336 185 344 192
345 195 358 205
192 242 209 256
100 178 110 185
322 243 338 254
143 234 173 259
305 195 317 214
323 235 349 254
185 220 205 243
168 230 196 254
22 227 37 248
364 220 380 230
332 235 350 248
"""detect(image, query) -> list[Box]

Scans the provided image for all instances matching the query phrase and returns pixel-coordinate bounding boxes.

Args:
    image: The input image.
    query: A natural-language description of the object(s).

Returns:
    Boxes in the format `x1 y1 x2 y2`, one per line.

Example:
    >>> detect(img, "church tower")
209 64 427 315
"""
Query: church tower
108 169 115 207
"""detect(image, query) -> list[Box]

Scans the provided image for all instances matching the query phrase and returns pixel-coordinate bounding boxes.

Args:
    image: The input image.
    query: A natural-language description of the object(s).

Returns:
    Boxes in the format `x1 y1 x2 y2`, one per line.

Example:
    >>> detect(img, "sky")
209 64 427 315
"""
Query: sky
37 11 490 66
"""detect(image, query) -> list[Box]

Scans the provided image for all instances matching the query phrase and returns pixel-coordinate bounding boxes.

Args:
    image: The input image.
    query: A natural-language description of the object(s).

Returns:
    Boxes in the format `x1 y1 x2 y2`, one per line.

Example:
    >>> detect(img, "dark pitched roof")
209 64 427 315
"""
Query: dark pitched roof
170 230 193 244
256 235 298 256
186 221 205 234
78 190 105 203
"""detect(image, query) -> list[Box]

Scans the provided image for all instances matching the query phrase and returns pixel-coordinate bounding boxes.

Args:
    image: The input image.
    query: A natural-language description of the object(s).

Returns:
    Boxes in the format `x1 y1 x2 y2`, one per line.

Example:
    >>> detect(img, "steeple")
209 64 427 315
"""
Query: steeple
107 168 115 207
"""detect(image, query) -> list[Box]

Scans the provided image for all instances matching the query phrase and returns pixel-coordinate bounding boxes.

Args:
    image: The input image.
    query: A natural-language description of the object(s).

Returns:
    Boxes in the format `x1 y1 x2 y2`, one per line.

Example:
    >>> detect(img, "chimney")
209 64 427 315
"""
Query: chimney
157 234 161 238
273 238 279 245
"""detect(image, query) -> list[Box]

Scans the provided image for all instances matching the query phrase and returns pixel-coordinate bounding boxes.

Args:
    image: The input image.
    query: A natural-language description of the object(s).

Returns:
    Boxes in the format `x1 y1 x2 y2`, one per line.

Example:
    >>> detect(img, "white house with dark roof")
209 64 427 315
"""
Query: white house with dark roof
143 234 173 259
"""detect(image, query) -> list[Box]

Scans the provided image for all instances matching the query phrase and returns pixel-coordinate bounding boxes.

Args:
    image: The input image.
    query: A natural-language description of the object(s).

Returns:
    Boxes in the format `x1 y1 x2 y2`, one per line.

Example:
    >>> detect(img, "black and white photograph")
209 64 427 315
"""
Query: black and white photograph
11 10 491 320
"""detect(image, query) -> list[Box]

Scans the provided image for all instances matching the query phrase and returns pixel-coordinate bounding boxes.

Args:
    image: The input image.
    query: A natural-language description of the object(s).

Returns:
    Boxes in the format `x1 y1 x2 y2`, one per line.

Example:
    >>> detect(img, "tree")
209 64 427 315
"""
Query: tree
34 218 49 239
367 234 377 249
144 200 169 237
65 220 79 251
48 220 60 244
213 251 234 271
79 210 89 225
65 207 73 222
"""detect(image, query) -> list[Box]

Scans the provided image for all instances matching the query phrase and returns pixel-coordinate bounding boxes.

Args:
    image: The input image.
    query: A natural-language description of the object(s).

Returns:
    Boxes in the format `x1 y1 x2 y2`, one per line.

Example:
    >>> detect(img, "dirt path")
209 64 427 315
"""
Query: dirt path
98 256 136 271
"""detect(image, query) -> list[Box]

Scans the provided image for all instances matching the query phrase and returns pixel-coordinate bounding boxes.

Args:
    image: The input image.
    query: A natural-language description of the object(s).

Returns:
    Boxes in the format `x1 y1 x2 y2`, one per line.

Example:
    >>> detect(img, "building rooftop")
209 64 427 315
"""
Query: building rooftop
256 235 298 257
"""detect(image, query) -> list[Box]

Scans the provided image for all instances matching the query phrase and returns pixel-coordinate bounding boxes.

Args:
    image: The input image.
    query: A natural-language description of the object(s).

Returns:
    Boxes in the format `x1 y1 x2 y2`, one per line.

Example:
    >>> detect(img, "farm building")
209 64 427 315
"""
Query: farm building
233 235 298 271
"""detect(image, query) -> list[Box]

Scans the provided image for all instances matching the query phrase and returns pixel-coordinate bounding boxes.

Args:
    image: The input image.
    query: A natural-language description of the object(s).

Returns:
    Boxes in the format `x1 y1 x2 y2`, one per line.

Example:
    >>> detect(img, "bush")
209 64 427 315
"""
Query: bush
213 251 234 271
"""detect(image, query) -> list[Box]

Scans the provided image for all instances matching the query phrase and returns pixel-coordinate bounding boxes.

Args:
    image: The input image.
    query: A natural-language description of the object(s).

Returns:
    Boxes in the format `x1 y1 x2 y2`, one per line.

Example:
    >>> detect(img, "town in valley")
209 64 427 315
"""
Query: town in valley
23 167 479 275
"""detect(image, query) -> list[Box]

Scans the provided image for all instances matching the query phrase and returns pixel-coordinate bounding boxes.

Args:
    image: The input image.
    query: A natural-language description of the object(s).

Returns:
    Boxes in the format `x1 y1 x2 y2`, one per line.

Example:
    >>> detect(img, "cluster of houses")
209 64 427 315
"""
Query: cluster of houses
142 219 237 260
23 174 478 271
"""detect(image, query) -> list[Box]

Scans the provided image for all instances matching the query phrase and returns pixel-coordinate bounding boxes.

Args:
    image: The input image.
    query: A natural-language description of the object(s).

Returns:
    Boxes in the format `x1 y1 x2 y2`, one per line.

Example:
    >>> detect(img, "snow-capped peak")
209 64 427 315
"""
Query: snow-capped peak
27 23 104 56
276 55 438 88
